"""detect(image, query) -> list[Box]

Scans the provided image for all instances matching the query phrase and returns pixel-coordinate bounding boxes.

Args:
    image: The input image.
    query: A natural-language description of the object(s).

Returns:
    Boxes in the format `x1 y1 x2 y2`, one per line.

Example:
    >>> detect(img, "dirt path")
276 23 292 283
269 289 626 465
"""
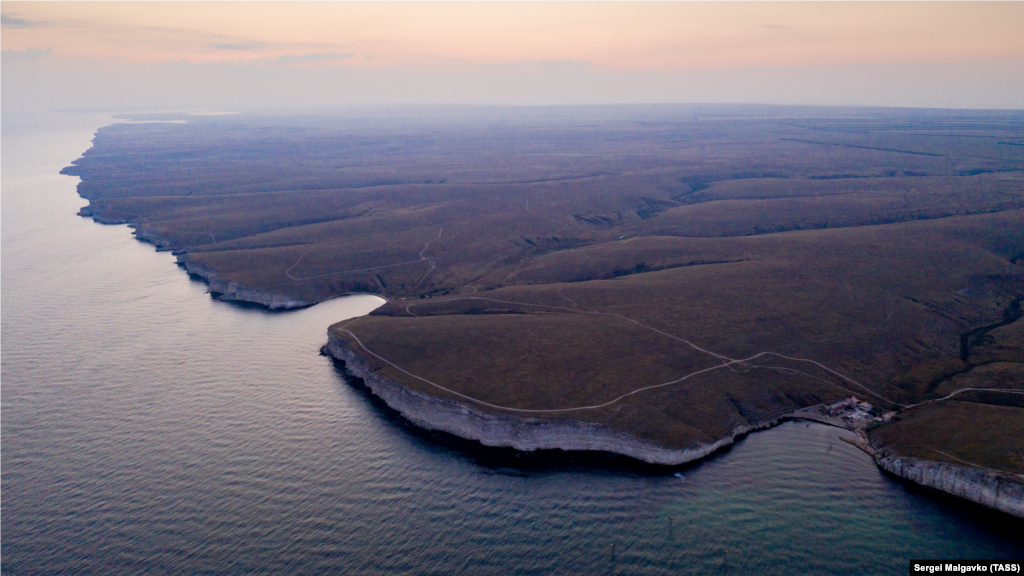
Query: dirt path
340 294 900 412
286 224 443 282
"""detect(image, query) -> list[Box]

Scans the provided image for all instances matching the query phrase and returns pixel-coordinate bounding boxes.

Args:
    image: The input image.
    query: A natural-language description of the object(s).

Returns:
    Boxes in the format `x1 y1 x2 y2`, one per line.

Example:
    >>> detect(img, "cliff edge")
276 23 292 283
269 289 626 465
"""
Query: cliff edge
326 330 793 466
873 452 1024 518
176 254 312 310
328 329 1024 518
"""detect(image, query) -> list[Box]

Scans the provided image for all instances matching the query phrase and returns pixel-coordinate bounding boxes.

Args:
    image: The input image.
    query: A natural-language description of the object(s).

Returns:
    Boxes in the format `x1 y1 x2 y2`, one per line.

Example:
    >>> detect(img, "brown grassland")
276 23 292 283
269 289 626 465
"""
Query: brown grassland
65 106 1024 472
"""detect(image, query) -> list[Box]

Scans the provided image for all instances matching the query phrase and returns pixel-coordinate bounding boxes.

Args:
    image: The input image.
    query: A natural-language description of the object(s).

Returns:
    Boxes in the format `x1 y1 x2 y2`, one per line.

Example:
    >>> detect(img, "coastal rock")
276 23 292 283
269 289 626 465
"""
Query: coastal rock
326 331 781 466
86 212 130 225
78 201 170 246
131 223 176 252
874 454 1024 518
77 200 310 310
177 254 311 310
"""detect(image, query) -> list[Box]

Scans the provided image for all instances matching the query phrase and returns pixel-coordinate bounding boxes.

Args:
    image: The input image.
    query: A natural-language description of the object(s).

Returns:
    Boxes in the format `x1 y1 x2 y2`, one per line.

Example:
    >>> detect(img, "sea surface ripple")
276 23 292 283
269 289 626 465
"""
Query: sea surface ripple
2 112 1021 575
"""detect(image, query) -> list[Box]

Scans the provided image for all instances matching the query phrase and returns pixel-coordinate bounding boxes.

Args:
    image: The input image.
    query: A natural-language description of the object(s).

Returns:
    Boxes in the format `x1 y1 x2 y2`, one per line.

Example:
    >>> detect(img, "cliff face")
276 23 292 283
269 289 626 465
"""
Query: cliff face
176 254 311 310
132 224 177 252
326 331 784 466
874 454 1024 518
77 203 310 310
329 330 1024 518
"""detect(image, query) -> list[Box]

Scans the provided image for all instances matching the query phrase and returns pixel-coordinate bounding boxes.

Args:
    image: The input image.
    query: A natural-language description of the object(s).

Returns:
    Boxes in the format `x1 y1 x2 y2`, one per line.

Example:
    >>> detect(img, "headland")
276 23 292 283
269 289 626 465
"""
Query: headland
66 106 1024 518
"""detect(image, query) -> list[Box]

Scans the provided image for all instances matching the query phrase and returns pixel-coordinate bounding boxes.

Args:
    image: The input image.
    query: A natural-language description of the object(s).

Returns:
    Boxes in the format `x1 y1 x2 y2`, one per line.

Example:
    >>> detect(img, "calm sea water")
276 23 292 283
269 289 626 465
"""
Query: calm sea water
2 111 1021 576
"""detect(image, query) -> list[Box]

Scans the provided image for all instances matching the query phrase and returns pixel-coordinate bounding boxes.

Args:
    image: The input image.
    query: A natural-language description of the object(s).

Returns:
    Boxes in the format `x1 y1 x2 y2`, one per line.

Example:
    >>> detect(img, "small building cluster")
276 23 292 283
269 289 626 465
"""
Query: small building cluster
826 397 876 422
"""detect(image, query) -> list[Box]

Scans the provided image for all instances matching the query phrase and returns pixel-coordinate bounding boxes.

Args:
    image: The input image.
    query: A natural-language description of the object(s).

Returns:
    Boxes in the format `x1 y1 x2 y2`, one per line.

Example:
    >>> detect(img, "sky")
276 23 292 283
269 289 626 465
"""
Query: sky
3 2 1023 112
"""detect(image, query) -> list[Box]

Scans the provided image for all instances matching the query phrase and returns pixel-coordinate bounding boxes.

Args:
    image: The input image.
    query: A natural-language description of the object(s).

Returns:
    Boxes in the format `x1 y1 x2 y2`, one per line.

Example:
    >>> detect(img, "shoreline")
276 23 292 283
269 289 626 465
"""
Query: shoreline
871 451 1024 519
175 253 314 310
77 204 1024 518
78 205 317 309
325 330 1024 518
327 330 838 466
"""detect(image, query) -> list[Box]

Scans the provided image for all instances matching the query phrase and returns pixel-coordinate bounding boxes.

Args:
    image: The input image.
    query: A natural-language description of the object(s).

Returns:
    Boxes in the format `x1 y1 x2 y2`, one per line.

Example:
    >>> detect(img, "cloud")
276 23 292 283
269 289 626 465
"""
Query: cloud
1 14 49 29
479 59 592 71
206 42 267 51
1 48 53 60
273 52 355 65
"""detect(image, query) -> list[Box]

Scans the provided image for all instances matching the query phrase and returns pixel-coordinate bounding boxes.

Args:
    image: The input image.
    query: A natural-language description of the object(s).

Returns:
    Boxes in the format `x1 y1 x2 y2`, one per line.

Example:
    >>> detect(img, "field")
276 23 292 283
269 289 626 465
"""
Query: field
65 105 1024 470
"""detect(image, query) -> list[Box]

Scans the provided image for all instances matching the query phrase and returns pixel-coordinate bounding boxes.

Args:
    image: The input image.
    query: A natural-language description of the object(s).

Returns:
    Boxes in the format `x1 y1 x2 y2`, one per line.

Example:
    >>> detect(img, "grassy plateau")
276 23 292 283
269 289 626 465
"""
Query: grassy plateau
65 105 1024 474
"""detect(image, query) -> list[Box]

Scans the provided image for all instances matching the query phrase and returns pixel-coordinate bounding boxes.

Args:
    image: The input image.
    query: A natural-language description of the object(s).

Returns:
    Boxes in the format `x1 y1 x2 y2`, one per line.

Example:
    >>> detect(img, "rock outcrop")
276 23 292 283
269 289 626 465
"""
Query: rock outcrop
325 330 786 466
132 224 176 252
176 254 311 310
78 203 310 310
329 330 1024 518
874 453 1024 518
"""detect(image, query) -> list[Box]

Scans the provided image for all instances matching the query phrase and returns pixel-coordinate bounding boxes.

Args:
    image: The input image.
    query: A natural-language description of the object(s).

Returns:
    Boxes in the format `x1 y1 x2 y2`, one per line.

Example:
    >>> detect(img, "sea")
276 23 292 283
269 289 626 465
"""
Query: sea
2 111 1021 575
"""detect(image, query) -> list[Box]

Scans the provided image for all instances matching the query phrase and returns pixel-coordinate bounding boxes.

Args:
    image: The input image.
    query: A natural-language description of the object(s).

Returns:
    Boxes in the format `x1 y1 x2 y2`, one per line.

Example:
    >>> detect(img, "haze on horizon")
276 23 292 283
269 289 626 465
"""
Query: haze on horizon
2 1 1023 113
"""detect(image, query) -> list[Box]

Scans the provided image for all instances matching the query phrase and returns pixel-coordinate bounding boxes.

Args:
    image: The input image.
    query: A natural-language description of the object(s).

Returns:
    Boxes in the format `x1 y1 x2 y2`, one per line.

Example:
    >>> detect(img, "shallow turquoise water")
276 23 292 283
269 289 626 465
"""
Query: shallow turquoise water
2 112 1021 575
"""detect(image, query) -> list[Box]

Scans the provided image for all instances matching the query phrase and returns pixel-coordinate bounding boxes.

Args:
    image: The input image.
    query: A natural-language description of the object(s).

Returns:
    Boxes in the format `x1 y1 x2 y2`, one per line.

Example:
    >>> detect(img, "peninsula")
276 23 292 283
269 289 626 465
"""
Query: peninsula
64 106 1024 516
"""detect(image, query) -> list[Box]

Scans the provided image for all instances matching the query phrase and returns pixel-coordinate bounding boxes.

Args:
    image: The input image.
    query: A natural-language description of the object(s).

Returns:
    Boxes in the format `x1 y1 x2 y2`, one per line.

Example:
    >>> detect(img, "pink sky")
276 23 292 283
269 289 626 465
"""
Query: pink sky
4 2 1022 69
3 2 1022 109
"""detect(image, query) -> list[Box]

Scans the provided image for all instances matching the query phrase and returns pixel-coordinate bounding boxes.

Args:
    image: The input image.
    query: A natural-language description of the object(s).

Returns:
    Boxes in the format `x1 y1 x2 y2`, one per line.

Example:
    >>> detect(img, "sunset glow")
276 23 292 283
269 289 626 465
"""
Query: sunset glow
4 2 1022 70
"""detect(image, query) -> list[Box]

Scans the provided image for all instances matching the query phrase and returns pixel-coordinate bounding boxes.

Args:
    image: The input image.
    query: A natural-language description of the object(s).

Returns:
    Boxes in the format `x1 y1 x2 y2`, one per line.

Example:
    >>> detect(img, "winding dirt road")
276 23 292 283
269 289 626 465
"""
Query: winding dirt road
340 294 905 413
286 224 444 282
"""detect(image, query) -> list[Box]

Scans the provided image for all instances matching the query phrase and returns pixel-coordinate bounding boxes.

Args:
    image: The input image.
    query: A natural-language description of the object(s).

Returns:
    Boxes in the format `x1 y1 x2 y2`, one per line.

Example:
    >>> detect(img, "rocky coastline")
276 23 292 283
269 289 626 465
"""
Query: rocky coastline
326 330 800 466
326 331 1024 518
78 204 312 310
175 254 313 310
78 202 1024 518
872 451 1024 519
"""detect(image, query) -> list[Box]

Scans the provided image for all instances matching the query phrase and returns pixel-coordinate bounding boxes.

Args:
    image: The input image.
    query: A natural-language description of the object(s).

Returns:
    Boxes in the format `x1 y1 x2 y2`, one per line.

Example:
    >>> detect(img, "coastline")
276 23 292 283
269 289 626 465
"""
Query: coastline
76 205 1024 518
327 330 825 466
78 205 314 310
872 451 1024 519
326 330 1024 518
175 253 313 310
